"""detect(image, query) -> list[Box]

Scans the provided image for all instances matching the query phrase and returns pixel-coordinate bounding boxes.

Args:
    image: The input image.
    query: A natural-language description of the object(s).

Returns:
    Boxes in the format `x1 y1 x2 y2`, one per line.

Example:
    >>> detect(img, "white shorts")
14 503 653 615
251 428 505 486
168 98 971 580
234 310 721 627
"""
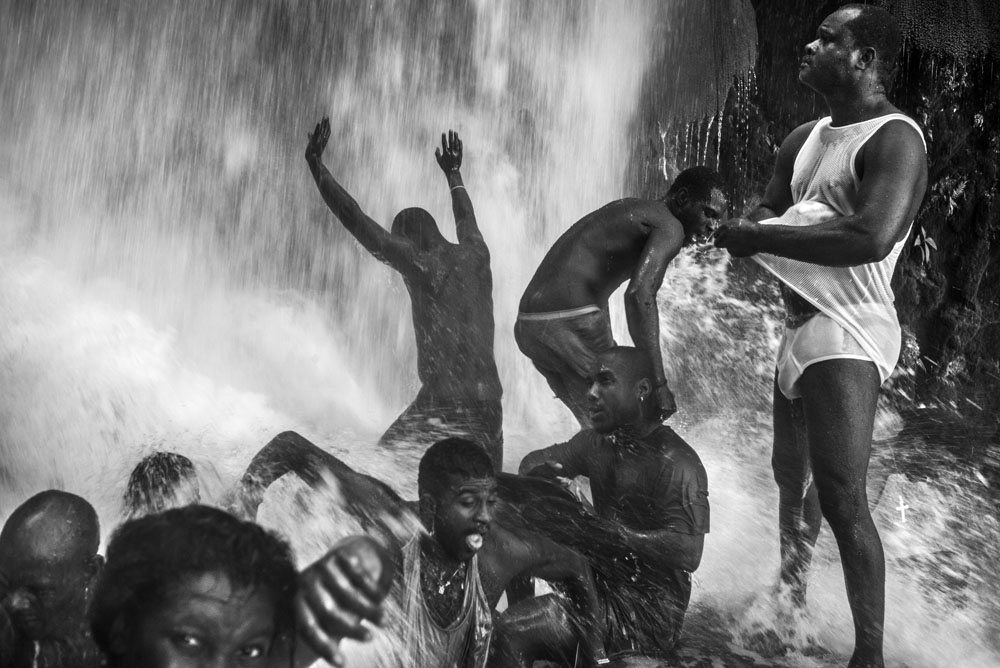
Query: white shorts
776 313 874 400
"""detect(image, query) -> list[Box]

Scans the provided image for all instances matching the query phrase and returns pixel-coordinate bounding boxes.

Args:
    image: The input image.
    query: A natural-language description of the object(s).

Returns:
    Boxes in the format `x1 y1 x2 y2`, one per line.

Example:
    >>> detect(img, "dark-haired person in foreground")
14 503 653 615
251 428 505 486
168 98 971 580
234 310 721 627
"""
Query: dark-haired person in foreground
0 490 105 668
233 433 609 668
517 167 728 428
713 5 926 667
89 503 393 668
307 120 503 465
515 346 709 663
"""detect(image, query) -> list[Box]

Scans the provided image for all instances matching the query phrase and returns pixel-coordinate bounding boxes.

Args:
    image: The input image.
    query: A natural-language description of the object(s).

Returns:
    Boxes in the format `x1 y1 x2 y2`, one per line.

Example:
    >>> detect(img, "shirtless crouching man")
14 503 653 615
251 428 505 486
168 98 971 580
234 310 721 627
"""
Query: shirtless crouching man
517 167 728 427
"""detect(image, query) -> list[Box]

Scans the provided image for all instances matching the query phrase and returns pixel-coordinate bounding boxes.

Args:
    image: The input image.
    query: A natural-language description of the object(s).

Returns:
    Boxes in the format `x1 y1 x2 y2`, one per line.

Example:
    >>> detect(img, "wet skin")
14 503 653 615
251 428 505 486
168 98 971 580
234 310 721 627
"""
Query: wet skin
306 121 503 462
121 572 276 668
713 8 928 668
277 437 607 666
519 188 727 422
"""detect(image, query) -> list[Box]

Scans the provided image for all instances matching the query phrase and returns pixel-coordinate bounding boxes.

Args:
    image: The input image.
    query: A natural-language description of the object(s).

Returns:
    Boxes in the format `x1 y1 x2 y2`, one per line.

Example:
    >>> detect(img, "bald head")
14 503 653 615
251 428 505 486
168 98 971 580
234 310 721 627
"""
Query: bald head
0 491 102 642
0 490 100 561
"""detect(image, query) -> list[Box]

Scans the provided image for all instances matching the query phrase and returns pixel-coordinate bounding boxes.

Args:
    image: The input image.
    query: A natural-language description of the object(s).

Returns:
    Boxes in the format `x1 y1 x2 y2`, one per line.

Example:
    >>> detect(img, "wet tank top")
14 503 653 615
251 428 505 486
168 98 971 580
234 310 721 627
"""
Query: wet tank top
752 113 926 382
398 536 493 668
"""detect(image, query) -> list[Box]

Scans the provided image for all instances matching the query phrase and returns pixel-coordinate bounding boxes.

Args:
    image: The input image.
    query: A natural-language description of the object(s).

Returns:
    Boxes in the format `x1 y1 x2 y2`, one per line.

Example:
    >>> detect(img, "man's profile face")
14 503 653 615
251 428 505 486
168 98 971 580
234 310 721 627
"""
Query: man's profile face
124 571 276 668
0 545 92 640
586 356 642 434
432 474 497 561
678 188 727 245
799 8 863 90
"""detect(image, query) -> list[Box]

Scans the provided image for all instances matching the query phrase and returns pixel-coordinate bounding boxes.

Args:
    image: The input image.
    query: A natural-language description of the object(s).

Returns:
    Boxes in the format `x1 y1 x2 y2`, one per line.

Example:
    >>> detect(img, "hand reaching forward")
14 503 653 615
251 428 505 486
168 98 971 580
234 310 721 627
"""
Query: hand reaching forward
306 117 331 166
294 535 396 667
435 130 463 173
714 217 760 258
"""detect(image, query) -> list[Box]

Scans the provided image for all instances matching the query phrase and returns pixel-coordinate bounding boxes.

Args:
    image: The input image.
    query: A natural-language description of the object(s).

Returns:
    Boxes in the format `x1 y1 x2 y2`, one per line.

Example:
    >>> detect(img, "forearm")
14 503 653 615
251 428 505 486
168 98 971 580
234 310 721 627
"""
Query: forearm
566 575 607 666
618 526 701 572
744 216 887 266
445 171 482 244
625 296 668 386
539 556 607 665
307 158 387 254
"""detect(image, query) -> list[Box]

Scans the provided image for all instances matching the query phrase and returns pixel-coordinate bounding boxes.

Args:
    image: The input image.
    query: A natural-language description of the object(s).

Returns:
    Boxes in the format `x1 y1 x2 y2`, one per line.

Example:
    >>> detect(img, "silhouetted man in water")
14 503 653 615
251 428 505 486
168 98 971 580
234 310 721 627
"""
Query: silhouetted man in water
0 490 105 668
517 167 727 427
714 5 927 667
307 120 503 465
512 346 710 664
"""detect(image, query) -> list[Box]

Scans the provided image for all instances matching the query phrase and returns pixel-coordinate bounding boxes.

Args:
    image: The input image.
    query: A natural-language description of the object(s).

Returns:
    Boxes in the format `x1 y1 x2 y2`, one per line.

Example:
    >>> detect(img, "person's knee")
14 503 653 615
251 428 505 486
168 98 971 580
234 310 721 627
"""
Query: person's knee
814 476 867 528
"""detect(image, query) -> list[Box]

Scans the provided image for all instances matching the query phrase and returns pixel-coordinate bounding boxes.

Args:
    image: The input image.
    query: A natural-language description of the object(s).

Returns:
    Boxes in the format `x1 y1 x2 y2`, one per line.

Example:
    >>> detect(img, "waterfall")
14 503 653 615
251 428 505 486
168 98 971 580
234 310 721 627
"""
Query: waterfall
0 1 996 665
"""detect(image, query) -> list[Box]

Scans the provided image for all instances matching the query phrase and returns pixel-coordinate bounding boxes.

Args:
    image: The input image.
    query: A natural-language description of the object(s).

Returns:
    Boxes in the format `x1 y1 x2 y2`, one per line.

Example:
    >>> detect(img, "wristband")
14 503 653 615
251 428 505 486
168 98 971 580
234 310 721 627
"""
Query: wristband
450 185 465 192
596 659 611 666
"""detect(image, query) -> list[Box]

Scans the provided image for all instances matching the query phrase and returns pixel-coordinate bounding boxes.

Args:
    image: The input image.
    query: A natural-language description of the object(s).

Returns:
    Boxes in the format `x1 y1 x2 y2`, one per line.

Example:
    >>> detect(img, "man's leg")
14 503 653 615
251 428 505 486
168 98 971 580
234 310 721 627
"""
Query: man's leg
798 360 884 668
491 594 580 668
771 375 823 608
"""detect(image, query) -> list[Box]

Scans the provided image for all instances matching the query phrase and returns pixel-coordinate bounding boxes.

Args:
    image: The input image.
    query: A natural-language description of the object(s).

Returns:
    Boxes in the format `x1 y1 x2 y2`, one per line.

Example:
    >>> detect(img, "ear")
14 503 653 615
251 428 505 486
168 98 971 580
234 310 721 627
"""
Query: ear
857 46 876 70
636 377 652 403
418 492 437 530
671 186 690 206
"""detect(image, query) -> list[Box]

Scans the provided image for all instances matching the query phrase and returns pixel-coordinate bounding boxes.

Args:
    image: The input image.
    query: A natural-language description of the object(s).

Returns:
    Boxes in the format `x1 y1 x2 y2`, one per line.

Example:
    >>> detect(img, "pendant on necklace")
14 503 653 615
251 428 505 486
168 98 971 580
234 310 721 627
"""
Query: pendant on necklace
438 583 447 595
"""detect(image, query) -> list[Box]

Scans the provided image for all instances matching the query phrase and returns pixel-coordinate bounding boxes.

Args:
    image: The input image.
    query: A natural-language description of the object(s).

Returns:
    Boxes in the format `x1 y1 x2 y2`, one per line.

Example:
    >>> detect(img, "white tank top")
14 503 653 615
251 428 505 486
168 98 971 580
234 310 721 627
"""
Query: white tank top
753 113 926 382
396 536 493 668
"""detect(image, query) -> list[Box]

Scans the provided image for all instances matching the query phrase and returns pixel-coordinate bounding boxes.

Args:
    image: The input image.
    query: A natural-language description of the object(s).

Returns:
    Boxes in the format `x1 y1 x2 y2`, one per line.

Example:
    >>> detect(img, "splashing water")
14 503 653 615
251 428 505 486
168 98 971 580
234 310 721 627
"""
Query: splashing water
1 1 997 666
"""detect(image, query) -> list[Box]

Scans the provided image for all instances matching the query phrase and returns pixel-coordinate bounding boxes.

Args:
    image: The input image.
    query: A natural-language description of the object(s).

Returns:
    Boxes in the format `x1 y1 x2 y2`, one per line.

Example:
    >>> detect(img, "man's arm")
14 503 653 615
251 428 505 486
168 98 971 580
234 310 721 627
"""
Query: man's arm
291 535 397 668
750 121 816 222
624 218 685 417
435 130 486 249
717 120 927 264
491 526 608 667
305 117 420 273
518 433 591 480
615 526 704 573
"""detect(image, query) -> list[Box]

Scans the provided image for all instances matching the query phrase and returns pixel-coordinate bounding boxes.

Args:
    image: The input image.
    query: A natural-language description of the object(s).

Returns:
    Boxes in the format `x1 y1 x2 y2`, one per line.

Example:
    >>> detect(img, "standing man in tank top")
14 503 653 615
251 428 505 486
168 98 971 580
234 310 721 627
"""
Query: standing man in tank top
714 5 927 668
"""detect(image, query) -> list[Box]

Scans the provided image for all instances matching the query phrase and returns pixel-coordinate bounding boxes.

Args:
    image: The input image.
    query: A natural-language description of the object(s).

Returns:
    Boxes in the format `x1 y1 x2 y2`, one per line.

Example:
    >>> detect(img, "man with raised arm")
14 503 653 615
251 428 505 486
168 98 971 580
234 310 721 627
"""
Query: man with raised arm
245 434 609 668
306 120 503 465
516 167 727 428
713 6 927 667
513 346 710 664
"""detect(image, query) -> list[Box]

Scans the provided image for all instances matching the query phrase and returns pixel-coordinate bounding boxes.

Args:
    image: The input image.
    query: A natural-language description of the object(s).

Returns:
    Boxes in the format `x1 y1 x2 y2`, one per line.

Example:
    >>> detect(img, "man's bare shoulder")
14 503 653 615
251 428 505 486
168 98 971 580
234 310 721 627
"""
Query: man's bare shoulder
572 198 680 238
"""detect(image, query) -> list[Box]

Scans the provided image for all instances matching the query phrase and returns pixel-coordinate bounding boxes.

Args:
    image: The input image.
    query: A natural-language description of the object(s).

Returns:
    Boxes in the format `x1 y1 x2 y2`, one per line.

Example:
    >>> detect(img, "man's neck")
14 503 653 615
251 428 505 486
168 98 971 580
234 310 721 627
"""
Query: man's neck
607 419 663 451
823 86 893 126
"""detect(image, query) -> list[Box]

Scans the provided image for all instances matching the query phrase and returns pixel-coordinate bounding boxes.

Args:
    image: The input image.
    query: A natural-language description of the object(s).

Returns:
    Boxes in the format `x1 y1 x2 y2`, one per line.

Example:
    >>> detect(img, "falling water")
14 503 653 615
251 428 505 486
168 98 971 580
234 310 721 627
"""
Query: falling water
0 1 997 666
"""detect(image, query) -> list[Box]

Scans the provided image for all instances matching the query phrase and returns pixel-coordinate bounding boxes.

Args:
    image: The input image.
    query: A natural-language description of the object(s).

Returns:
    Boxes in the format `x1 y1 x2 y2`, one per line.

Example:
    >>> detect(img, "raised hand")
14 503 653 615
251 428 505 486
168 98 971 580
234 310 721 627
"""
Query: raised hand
435 130 463 173
306 117 332 166
294 535 395 667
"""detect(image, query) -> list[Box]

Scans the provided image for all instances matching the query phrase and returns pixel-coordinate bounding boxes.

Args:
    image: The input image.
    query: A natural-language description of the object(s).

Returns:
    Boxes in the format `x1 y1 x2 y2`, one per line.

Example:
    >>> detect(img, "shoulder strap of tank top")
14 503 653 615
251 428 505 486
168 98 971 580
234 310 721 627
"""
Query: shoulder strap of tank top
862 113 926 151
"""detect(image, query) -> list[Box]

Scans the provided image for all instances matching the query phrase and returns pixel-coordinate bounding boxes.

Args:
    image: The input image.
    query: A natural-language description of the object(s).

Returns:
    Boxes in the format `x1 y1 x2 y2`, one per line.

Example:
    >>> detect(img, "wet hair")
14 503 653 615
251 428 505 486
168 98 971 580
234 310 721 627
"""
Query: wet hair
840 4 902 81
0 490 100 557
90 505 297 664
667 166 726 203
598 347 661 421
390 207 445 250
124 452 199 519
598 346 655 386
417 438 495 500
